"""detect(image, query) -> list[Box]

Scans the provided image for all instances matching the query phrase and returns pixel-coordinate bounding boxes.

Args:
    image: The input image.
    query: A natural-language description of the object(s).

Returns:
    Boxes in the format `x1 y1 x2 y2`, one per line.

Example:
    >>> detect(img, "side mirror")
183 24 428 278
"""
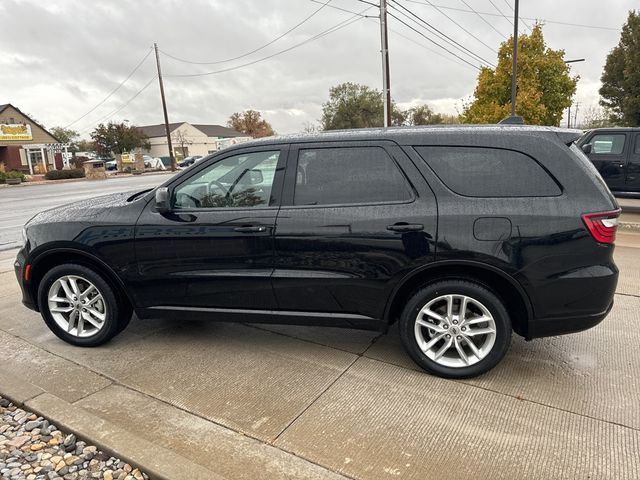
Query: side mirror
248 169 264 185
581 143 593 154
155 187 170 213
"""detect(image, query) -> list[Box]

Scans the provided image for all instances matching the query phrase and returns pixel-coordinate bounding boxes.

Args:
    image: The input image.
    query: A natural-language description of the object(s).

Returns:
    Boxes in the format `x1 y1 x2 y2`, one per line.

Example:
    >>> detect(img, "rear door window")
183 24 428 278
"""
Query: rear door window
293 147 413 206
414 146 561 197
590 134 626 155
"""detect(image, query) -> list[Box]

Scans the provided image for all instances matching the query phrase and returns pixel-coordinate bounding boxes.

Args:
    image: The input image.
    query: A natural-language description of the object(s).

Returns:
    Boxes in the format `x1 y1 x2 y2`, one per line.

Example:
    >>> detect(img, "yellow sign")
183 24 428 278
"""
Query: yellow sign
121 153 134 163
0 124 32 141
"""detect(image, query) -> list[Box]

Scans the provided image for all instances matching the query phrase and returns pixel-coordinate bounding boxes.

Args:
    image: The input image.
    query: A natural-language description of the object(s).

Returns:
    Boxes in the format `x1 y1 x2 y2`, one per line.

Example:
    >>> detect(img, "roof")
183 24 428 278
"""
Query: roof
234 124 583 149
137 122 244 138
0 103 62 143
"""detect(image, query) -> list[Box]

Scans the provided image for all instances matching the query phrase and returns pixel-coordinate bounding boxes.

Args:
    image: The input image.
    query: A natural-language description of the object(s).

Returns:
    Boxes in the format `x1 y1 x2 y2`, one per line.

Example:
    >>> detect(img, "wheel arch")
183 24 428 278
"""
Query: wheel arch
28 247 134 312
384 261 533 338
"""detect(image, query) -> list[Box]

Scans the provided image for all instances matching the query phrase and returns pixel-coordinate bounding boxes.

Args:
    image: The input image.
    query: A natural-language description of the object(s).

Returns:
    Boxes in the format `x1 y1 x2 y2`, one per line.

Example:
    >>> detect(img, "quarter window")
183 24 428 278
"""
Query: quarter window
293 147 412 206
414 146 560 197
173 150 280 209
590 134 626 155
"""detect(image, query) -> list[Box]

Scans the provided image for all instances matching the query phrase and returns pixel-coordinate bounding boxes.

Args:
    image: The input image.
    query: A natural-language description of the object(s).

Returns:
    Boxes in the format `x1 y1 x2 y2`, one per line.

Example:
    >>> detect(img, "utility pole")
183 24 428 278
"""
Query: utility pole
510 0 519 117
154 42 175 171
380 0 392 128
564 59 585 129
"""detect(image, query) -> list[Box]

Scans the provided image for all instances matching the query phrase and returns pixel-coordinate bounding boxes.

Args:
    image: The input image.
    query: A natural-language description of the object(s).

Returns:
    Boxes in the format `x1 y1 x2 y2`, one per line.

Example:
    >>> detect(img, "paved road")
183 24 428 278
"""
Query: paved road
0 235 638 479
0 174 174 251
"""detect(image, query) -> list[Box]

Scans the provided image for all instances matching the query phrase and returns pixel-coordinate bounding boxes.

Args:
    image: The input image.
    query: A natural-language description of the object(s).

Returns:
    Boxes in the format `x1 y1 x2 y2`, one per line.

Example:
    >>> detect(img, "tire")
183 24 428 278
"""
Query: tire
37 264 124 347
399 280 511 379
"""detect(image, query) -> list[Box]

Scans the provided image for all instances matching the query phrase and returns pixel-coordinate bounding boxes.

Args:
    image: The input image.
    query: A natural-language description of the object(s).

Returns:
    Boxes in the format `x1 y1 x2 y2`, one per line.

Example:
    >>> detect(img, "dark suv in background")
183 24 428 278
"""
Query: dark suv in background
577 127 640 197
15 126 620 378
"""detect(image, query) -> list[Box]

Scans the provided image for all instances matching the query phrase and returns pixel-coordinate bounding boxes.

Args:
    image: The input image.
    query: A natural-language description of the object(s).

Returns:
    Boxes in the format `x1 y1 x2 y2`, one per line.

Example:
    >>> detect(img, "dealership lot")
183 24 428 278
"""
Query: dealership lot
0 238 638 479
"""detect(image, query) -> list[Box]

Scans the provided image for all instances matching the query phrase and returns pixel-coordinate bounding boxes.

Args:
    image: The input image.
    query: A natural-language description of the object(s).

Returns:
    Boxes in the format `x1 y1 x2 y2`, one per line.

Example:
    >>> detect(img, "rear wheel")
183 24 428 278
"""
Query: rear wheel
399 280 511 378
38 264 126 346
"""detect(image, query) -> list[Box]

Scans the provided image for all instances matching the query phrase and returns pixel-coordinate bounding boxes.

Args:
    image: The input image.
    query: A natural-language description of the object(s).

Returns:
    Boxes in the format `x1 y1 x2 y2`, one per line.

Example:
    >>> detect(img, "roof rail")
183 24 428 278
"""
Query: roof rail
499 115 525 125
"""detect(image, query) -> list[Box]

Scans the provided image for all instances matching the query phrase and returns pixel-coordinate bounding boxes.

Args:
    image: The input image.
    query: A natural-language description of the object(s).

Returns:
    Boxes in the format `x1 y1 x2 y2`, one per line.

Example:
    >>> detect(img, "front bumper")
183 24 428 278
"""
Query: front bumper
14 248 38 311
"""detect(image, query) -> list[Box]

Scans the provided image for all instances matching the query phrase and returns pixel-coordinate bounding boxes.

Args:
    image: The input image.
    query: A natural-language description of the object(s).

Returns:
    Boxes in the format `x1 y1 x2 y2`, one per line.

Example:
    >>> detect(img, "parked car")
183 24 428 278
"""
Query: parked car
15 126 620 378
178 155 203 168
576 127 640 197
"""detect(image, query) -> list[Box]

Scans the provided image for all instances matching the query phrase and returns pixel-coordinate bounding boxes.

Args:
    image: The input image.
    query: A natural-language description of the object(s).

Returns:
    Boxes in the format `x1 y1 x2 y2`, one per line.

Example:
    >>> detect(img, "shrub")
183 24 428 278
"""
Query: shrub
0 170 26 183
44 168 85 180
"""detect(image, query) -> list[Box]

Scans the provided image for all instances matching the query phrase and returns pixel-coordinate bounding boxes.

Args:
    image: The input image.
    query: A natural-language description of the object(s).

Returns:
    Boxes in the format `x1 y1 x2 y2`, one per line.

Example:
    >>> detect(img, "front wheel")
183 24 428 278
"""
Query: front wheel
38 264 124 346
399 280 511 378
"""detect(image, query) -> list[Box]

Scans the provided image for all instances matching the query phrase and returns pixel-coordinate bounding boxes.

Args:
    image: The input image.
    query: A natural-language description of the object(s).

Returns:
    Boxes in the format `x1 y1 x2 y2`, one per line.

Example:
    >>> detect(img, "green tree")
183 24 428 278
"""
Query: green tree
461 25 577 125
90 122 150 156
600 10 640 126
227 110 275 138
50 127 79 146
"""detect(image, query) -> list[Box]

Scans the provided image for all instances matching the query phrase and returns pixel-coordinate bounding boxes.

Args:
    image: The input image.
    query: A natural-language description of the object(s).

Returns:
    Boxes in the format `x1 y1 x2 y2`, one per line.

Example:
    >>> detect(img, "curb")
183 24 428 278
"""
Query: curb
0 171 174 188
0 368 223 480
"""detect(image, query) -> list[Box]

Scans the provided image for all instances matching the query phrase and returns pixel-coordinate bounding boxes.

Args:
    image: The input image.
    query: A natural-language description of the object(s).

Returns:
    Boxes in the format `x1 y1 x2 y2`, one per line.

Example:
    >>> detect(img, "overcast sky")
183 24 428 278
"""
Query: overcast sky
0 0 636 136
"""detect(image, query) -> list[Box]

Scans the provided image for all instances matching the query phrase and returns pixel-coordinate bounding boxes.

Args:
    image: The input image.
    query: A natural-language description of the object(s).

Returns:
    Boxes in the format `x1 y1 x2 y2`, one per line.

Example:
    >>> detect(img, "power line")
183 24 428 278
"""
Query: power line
386 10 482 70
160 0 334 65
308 0 478 70
502 0 532 31
488 0 512 26
164 8 370 78
78 76 157 134
458 0 507 39
419 0 497 53
388 0 496 67
403 0 618 31
64 48 153 129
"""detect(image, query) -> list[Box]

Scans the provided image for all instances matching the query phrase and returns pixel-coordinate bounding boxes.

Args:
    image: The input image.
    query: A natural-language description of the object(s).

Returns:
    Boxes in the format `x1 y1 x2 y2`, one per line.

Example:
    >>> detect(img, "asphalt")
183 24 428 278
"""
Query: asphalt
0 236 639 479
0 173 174 251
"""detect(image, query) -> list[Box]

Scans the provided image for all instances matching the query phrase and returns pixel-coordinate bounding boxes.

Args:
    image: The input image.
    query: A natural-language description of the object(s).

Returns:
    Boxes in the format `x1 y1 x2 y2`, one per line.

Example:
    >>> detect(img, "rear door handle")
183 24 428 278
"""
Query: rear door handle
387 223 424 232
234 226 267 233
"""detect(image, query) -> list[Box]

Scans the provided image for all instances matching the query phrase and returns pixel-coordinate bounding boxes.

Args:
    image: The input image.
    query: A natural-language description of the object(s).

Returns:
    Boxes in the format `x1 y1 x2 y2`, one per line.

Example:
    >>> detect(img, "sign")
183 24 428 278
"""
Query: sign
121 153 134 163
0 124 32 141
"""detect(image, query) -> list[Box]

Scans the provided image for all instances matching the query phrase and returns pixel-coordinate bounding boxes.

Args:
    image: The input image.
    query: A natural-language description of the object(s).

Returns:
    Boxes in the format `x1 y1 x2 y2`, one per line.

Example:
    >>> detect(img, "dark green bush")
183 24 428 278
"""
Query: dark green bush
0 170 26 183
44 168 85 180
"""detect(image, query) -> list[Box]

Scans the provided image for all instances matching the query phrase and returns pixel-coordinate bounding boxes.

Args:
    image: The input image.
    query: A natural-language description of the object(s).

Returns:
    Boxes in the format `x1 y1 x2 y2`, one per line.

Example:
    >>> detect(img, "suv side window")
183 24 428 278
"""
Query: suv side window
293 146 412 206
590 134 626 154
415 146 561 197
173 150 280 209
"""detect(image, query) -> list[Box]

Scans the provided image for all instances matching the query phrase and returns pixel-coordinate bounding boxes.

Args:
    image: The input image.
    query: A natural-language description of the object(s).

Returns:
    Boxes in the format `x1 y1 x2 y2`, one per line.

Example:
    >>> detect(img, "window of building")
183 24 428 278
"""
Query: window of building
293 147 412 206
173 150 280 209
414 146 561 197
590 134 626 155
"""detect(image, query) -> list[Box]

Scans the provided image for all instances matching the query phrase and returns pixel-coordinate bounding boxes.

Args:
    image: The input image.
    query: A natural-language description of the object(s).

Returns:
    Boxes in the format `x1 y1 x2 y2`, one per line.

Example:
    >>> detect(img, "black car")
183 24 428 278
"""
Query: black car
15 126 620 378
177 155 203 168
577 127 640 197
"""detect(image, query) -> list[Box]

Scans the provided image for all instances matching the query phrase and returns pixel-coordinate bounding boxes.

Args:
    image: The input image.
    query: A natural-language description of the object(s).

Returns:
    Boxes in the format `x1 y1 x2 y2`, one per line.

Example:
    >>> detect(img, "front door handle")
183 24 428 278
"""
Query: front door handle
387 223 424 232
234 226 267 233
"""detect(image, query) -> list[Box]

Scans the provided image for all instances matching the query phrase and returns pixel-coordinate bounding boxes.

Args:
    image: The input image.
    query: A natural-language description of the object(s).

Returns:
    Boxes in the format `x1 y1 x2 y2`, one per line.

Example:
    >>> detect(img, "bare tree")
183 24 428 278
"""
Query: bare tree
171 129 193 158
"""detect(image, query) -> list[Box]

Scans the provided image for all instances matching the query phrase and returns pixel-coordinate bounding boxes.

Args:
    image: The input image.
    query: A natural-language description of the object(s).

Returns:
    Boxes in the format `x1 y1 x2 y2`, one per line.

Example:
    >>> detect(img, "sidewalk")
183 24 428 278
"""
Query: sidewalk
0 171 174 189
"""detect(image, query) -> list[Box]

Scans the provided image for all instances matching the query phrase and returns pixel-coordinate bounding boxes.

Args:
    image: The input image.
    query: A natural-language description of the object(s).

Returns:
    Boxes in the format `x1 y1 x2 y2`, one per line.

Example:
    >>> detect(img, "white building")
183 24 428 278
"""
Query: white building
137 122 251 158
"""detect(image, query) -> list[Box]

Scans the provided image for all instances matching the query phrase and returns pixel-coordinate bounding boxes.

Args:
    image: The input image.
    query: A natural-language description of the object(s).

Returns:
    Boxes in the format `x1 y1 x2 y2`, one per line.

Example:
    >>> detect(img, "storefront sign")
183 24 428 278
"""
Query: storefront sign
0 123 33 141
121 153 134 163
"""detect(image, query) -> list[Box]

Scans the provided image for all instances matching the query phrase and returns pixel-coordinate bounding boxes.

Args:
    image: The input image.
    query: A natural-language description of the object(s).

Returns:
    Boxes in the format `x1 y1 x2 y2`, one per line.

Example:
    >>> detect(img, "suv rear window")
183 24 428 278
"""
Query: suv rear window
414 146 561 197
294 147 412 206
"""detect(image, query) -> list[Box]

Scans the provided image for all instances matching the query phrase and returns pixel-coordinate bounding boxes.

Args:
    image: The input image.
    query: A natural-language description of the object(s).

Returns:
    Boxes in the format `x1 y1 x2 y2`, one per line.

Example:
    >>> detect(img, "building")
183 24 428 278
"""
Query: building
0 104 69 174
137 122 251 158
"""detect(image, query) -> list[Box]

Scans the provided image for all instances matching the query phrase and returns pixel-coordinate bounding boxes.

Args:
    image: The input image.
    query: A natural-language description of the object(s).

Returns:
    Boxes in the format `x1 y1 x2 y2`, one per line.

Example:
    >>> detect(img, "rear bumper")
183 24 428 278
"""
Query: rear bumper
527 299 614 339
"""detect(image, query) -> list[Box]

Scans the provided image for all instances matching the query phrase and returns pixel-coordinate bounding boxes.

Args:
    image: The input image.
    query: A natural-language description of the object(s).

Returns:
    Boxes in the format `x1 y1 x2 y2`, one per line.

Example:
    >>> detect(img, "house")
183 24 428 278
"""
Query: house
137 122 251 158
0 104 69 174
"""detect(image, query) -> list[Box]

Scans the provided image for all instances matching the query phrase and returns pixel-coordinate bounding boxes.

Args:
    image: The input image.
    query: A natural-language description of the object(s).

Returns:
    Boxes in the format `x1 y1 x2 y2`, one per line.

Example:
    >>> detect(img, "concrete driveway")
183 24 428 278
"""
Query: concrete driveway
0 237 639 479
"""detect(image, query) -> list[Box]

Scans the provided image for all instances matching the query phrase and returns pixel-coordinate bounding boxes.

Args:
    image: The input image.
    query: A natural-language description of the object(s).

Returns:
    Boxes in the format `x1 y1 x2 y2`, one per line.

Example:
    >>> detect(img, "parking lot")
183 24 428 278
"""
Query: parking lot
0 234 639 479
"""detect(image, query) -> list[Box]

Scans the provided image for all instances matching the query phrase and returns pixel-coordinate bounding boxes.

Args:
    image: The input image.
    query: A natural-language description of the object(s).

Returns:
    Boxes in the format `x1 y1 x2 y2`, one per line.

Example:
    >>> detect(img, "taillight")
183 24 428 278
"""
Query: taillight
582 209 621 244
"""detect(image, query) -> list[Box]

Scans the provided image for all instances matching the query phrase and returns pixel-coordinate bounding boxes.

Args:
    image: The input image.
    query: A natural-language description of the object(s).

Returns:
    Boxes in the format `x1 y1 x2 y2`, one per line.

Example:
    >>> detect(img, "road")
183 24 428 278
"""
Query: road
0 173 174 251
0 236 638 479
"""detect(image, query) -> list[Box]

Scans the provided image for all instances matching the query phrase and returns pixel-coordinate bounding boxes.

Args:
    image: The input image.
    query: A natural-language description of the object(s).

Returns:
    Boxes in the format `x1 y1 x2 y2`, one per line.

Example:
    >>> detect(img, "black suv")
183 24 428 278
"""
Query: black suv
15 126 620 378
577 127 640 197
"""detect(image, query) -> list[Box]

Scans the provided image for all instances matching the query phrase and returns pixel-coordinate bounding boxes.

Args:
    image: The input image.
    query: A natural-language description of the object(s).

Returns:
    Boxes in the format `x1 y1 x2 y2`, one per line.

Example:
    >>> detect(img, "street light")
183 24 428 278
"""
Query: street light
565 58 586 128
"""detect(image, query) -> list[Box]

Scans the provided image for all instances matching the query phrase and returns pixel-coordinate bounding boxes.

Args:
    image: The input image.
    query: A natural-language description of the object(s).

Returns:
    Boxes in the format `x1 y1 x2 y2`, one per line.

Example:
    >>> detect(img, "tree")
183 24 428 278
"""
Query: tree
461 25 577 126
578 106 616 129
171 129 193 158
90 122 150 156
227 110 275 138
600 10 640 126
50 127 79 146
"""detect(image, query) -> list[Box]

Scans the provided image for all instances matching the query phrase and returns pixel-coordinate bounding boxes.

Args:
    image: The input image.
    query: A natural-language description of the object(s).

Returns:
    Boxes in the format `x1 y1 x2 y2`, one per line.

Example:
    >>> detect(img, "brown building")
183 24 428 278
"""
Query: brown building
0 104 68 174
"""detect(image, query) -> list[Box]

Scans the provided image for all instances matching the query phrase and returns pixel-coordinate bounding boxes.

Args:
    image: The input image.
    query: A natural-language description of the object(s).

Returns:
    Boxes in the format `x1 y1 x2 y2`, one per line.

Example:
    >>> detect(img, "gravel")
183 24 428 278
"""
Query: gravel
0 397 149 480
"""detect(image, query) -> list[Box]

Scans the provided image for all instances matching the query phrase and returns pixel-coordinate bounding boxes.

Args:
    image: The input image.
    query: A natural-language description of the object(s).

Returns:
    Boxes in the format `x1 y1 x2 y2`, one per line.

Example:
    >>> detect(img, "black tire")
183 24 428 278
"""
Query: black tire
37 264 124 347
399 279 511 379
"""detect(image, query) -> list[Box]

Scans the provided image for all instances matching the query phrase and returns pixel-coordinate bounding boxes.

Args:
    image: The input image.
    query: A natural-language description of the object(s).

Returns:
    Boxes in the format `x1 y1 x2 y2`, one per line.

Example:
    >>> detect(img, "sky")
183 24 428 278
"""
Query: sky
0 0 636 136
